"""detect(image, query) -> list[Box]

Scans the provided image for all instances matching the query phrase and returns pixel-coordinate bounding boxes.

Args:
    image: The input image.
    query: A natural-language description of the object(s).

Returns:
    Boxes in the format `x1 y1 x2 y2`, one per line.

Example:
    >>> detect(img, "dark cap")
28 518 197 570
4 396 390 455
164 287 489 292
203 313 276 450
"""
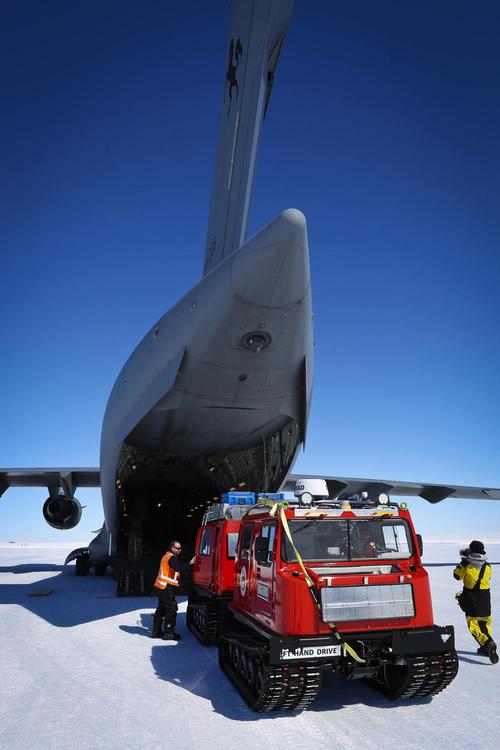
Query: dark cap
469 540 485 555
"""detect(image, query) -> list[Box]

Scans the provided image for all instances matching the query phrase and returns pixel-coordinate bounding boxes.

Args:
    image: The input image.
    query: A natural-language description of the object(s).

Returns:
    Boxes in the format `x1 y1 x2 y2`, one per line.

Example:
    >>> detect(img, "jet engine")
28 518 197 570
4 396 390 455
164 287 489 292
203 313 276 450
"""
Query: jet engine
42 495 82 530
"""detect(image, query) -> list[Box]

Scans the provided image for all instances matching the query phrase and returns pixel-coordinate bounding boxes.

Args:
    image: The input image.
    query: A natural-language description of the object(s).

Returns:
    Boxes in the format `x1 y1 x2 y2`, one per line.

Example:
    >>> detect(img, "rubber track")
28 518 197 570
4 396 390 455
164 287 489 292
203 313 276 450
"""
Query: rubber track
411 651 459 698
187 603 219 646
219 634 322 712
371 650 459 700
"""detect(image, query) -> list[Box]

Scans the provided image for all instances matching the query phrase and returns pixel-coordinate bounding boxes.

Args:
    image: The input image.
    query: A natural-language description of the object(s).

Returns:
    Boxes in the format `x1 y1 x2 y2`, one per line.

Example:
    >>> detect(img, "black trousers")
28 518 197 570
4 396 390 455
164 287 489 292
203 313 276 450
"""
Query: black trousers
154 586 178 630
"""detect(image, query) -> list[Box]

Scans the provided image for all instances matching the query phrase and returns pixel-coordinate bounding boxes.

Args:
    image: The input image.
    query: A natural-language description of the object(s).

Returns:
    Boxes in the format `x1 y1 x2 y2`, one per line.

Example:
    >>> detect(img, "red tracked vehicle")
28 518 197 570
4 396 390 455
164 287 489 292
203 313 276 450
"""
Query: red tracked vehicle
188 484 458 711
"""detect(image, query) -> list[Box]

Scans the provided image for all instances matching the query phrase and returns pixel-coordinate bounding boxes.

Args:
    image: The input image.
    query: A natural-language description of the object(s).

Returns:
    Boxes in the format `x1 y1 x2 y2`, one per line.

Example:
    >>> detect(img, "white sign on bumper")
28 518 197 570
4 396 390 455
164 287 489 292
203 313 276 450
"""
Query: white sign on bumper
280 644 342 661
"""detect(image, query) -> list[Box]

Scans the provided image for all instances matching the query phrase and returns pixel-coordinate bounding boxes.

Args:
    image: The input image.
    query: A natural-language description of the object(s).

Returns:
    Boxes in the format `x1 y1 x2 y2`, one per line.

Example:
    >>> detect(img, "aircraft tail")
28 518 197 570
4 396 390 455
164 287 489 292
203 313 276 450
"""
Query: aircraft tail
203 0 294 275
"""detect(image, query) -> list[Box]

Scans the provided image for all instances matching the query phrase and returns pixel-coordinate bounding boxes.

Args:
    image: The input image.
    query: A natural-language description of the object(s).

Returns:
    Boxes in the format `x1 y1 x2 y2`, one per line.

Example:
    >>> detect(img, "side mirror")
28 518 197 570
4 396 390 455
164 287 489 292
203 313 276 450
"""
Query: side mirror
416 534 423 556
254 536 269 564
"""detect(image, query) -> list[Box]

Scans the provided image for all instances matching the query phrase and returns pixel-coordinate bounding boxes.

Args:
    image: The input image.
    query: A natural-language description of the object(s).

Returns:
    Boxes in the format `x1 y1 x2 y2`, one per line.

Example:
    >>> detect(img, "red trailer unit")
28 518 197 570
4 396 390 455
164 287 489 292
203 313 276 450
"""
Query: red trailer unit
187 504 245 644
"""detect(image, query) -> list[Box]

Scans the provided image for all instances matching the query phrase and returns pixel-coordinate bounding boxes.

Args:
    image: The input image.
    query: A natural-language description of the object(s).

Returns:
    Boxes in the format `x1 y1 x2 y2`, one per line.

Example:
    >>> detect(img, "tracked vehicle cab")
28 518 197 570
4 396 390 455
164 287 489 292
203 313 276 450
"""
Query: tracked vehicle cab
230 482 431 636
188 479 458 711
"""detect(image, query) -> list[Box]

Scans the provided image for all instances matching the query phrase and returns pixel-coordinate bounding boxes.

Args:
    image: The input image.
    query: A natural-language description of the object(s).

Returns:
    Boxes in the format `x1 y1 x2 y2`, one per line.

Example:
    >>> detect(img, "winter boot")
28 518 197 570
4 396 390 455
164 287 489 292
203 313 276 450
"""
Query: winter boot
162 627 181 641
151 614 164 639
487 641 499 664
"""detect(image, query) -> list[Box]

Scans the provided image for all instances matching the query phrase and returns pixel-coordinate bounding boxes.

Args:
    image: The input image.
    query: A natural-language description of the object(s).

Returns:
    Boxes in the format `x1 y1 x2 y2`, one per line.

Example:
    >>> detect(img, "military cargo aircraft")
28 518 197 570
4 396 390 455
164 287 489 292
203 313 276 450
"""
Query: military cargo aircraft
1 0 499 592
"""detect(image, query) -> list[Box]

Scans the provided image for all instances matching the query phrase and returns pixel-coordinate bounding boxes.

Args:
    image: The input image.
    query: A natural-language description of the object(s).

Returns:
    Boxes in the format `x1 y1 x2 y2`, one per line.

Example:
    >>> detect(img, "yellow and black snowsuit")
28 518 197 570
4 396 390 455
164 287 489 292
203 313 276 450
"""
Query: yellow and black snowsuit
453 560 493 648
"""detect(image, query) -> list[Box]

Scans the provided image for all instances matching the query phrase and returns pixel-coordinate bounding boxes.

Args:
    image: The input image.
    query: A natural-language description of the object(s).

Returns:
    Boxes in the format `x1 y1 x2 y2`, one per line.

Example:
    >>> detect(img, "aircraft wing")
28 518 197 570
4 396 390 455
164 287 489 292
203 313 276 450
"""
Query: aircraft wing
282 473 500 503
0 468 100 498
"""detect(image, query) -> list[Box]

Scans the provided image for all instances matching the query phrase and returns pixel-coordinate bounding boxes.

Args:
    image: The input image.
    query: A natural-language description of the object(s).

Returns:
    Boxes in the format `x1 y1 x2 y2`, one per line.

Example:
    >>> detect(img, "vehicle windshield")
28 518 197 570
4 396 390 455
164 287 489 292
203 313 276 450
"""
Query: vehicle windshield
281 518 412 562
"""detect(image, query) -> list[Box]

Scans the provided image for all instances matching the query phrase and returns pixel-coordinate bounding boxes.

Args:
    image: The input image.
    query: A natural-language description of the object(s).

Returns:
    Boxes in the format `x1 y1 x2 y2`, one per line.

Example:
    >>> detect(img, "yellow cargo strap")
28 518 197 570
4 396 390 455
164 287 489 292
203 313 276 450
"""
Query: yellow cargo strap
265 501 365 664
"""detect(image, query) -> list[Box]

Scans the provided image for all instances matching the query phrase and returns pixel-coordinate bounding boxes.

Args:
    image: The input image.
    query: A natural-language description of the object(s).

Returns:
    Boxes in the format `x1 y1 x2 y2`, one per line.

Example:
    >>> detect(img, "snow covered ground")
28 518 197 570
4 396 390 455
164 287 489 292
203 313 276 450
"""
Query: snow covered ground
1 542 498 750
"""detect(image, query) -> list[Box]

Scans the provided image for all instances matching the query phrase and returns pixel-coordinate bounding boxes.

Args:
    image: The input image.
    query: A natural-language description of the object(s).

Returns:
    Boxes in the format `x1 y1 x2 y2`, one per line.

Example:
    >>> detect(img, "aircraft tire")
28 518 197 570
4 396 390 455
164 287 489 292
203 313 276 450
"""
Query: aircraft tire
75 555 88 576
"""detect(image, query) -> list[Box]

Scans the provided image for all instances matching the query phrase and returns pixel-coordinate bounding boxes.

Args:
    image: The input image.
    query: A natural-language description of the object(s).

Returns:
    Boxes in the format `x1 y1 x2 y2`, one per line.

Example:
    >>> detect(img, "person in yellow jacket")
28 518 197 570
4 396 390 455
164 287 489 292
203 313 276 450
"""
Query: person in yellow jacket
453 540 498 664
152 540 195 641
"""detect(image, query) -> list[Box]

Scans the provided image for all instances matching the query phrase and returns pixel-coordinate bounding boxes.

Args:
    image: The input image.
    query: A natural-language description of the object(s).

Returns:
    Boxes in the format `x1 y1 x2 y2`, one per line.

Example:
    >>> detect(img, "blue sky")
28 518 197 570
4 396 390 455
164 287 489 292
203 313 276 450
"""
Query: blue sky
1 1 499 544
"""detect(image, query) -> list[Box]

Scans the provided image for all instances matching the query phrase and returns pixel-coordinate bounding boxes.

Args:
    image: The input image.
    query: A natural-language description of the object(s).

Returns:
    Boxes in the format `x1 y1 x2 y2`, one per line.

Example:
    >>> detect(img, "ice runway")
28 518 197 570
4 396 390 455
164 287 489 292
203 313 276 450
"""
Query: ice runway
1 542 498 750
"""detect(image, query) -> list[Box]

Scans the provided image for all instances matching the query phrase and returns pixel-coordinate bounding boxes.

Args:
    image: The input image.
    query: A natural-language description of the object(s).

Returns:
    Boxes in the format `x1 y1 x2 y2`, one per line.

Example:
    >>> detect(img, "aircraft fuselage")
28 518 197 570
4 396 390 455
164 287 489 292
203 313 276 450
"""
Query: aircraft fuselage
98 210 313 573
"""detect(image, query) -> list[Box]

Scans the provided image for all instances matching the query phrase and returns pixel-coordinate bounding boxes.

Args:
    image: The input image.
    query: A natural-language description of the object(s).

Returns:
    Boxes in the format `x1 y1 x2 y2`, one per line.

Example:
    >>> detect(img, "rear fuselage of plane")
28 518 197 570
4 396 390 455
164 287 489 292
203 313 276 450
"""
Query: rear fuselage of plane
98 209 313 570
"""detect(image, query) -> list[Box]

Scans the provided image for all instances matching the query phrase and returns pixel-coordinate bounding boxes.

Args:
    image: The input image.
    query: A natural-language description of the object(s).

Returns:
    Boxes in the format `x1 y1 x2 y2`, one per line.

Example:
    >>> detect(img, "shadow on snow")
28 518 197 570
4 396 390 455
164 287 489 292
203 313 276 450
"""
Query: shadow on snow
0 565 154 626
456 650 495 666
147 612 432 721
1 563 451 717
0 563 66 573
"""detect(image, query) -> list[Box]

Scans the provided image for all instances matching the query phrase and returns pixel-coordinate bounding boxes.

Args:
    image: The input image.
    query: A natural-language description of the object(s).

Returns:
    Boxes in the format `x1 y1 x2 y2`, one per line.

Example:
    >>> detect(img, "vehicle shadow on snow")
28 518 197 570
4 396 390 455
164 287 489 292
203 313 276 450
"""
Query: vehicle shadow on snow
309 670 431 712
149 611 431 719
0 566 154 627
150 615 259 721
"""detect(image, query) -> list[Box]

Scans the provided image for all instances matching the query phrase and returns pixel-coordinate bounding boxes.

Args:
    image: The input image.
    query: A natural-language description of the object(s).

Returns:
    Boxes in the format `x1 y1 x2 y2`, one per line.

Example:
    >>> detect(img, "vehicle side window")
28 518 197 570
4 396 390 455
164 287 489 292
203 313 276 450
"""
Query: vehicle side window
382 524 410 556
239 523 253 560
227 533 238 559
198 528 214 556
259 523 276 566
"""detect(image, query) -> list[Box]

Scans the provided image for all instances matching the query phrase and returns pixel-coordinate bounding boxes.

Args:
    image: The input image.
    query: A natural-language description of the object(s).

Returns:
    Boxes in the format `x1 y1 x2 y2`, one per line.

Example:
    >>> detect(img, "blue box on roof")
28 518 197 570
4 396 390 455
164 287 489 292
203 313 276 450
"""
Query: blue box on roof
256 492 285 501
222 491 256 506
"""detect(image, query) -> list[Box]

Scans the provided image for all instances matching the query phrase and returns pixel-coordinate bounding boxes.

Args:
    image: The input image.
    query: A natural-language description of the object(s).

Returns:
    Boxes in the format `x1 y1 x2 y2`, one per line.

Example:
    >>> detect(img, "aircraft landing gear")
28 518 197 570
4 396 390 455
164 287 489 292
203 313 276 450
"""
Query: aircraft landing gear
75 554 89 576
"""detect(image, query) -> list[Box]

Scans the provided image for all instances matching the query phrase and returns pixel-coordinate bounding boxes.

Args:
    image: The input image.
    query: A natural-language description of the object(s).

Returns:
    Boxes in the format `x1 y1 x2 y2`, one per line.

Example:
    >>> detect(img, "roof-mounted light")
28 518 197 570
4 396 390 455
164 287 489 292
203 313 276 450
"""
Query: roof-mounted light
378 493 390 505
298 491 313 507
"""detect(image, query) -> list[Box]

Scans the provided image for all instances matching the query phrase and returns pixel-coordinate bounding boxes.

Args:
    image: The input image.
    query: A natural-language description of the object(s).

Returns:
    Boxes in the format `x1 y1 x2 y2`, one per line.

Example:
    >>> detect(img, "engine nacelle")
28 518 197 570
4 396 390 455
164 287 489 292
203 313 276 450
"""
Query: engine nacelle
43 495 82 530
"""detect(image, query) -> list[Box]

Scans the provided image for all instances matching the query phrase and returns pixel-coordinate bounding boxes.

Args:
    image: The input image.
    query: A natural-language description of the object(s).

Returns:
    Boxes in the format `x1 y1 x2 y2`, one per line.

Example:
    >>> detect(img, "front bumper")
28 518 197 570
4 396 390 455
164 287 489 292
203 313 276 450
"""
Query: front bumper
269 624 455 665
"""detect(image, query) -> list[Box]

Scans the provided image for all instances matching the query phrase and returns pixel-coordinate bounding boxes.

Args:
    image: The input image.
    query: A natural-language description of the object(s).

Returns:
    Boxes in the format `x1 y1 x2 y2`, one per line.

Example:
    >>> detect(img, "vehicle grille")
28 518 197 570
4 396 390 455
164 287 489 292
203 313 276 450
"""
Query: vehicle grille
321 583 414 622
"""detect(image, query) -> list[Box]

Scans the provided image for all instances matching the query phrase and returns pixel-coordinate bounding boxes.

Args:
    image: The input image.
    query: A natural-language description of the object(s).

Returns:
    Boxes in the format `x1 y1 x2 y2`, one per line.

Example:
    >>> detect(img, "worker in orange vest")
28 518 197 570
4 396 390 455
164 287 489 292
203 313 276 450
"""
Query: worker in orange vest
152 540 196 640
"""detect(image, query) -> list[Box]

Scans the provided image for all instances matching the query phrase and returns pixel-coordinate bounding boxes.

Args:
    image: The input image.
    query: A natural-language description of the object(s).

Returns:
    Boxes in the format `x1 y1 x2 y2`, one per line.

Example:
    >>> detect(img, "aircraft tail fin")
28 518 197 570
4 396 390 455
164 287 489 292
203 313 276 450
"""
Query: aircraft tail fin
203 0 294 275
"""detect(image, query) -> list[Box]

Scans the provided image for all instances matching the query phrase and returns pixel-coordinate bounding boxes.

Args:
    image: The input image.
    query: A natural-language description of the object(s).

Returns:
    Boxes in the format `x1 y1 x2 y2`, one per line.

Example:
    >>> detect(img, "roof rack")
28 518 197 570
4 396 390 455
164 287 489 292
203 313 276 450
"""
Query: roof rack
248 502 279 512
202 503 252 524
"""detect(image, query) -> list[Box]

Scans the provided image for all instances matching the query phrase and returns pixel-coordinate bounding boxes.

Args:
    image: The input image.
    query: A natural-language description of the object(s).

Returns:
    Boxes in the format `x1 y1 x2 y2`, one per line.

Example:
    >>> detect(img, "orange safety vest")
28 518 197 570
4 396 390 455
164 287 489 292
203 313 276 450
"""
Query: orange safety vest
154 551 180 589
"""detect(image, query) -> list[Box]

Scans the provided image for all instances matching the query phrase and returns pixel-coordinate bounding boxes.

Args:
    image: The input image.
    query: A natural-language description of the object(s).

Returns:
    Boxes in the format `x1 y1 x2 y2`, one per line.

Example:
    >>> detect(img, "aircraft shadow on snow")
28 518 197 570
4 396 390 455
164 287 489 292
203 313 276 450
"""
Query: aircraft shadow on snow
0 564 154 627
0 563 66 573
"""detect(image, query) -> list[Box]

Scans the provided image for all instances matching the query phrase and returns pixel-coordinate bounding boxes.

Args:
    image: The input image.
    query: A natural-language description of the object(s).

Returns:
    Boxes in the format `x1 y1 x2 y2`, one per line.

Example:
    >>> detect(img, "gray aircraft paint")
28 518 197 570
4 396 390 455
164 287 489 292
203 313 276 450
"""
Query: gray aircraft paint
100 206 312 558
204 0 294 273
1 0 307 569
1 0 499 571
97 0 307 565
